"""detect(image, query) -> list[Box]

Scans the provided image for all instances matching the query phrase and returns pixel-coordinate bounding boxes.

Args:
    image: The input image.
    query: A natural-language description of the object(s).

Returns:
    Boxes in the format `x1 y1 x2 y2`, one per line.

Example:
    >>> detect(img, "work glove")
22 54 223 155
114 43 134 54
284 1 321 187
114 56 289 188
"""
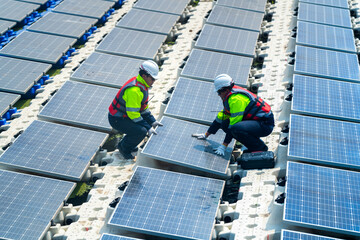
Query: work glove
152 121 163 128
213 144 227 156
191 133 207 140
147 128 157 136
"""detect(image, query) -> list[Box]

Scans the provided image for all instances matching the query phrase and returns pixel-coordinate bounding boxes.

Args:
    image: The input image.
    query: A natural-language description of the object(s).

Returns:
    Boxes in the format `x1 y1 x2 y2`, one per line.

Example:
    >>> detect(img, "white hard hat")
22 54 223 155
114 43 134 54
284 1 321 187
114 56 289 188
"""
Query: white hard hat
140 60 159 80
214 74 234 92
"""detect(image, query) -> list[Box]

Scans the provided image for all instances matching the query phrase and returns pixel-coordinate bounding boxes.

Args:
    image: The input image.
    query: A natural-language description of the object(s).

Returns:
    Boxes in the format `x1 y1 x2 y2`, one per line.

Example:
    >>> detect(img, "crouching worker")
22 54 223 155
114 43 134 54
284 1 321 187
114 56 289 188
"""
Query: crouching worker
108 60 163 159
192 74 274 156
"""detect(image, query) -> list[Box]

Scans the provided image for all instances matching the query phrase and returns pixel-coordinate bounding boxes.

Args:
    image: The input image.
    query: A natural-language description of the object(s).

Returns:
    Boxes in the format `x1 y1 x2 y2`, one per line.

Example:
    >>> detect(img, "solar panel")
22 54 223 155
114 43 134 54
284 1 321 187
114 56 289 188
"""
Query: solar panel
281 230 344 240
116 8 179 35
180 48 252 87
38 81 117 132
298 2 352 28
141 116 232 177
53 0 114 19
0 0 39 22
0 92 20 116
0 19 16 35
296 21 356 53
292 75 360 122
0 31 76 64
195 24 259 58
206 5 264 32
294 45 360 82
16 0 49 5
0 56 52 94
299 0 348 9
133 0 189 16
96 28 166 60
288 114 360 169
71 52 143 88
284 161 360 236
216 0 267 13
109 166 224 240
0 169 75 240
100 234 143 240
164 77 222 125
28 12 97 39
0 120 108 181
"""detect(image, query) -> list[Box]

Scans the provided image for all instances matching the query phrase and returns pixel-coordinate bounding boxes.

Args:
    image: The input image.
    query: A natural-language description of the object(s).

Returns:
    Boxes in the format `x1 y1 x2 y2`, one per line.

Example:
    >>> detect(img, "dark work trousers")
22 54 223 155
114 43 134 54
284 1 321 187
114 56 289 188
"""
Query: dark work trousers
108 113 147 153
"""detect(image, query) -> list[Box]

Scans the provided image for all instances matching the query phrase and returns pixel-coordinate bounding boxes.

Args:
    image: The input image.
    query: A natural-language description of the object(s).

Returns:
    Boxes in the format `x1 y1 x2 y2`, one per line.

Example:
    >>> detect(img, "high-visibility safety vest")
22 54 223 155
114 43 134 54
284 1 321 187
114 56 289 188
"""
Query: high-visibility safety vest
109 76 149 120
223 86 272 121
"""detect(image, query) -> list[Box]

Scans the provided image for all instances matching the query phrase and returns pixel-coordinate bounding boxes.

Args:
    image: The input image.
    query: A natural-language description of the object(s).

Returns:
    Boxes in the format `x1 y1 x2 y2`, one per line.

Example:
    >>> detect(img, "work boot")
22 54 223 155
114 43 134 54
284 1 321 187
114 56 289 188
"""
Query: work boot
118 144 135 160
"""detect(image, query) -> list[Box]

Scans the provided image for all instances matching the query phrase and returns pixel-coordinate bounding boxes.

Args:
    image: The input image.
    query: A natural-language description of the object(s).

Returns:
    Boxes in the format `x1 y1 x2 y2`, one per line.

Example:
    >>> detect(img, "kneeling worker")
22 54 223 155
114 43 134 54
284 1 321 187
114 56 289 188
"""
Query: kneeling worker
108 60 163 159
192 74 274 156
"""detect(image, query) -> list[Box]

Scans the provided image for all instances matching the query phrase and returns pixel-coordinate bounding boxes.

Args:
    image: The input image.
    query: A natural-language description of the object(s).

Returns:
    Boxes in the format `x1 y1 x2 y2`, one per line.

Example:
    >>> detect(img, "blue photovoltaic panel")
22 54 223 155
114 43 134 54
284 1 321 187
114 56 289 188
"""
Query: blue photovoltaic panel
164 77 222 125
28 12 97 39
0 120 108 181
206 5 264 32
216 0 267 13
116 8 179 35
0 0 39 22
141 116 232 177
109 166 224 240
288 114 360 169
0 19 16 35
0 56 52 94
53 0 114 19
296 21 356 53
96 28 166 60
195 24 258 58
71 52 143 88
38 81 117 132
0 92 20 116
100 234 143 240
294 45 360 82
284 162 360 236
16 0 49 5
281 230 344 240
180 48 252 86
292 75 360 122
0 170 75 240
298 2 352 28
133 0 189 16
0 31 76 64
299 0 348 9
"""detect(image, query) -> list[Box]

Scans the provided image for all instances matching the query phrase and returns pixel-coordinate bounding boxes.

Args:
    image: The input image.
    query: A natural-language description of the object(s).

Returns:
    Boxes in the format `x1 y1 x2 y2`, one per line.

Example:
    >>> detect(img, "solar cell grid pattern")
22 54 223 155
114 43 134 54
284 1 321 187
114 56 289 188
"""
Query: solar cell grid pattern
142 116 231 176
298 2 352 28
0 56 52 94
28 12 97 39
0 31 76 64
292 75 360 122
109 166 224 240
299 0 348 9
206 5 264 32
281 230 344 240
100 234 143 240
216 0 267 13
180 48 252 86
133 0 189 15
288 114 360 169
294 45 360 82
17 0 48 4
71 52 142 88
53 0 114 19
0 92 20 116
296 21 356 53
0 0 38 22
0 170 75 240
195 24 258 58
96 28 166 60
116 8 179 35
0 120 108 181
284 162 360 236
38 81 117 132
164 77 222 125
0 19 16 35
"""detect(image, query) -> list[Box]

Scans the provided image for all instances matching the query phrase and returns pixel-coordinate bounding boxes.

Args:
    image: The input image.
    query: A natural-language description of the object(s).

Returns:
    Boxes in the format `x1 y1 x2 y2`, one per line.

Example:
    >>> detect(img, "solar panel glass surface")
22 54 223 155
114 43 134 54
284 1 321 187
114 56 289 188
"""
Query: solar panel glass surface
0 92 20 116
133 0 189 15
216 0 267 13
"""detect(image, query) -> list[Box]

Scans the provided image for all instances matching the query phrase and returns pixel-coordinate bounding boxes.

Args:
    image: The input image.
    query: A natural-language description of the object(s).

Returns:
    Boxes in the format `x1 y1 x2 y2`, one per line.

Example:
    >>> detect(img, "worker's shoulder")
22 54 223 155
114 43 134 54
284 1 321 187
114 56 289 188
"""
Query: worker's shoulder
125 85 142 94
230 92 250 102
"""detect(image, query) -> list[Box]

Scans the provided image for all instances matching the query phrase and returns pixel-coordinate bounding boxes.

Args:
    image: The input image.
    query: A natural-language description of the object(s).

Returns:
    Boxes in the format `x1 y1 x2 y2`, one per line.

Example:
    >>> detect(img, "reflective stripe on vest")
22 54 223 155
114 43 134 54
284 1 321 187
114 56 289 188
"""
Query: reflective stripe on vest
223 86 271 120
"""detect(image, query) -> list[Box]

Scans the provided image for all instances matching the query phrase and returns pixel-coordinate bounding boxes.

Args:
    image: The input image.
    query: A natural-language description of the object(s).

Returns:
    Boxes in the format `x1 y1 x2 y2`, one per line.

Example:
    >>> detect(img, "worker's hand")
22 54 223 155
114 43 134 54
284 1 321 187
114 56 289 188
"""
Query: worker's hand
191 133 207 140
152 121 163 128
213 144 226 156
147 128 157 136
